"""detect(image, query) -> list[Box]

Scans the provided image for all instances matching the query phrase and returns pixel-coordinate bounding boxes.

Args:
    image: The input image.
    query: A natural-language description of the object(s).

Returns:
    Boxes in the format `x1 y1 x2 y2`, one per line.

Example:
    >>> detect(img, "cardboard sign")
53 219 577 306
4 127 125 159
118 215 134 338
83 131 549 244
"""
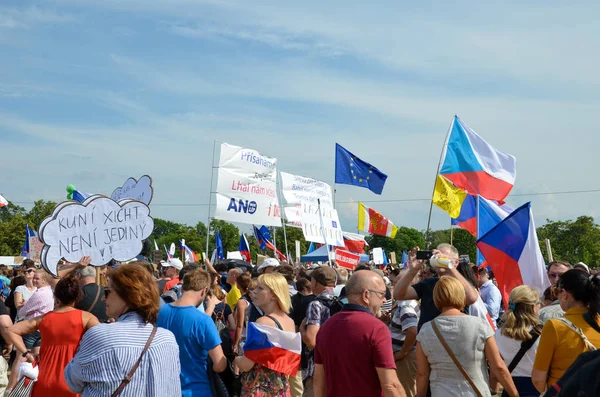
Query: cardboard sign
111 175 154 205
39 195 154 276
335 249 361 270
28 236 44 264
214 143 281 227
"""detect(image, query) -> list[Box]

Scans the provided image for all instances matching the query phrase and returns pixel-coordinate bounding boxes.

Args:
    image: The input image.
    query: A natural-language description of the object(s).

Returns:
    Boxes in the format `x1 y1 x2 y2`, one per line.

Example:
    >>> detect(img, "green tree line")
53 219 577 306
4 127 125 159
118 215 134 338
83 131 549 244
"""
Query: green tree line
1 200 599 267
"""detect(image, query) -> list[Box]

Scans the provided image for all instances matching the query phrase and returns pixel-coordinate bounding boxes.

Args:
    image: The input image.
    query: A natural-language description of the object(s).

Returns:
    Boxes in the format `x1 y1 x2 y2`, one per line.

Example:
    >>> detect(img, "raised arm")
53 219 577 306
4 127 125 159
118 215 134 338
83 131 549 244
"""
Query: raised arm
393 248 422 301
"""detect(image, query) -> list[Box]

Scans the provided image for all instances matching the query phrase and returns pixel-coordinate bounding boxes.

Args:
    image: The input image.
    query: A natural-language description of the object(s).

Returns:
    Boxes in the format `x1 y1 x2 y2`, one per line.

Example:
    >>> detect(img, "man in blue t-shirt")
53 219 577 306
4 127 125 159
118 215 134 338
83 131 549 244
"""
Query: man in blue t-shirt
157 268 227 397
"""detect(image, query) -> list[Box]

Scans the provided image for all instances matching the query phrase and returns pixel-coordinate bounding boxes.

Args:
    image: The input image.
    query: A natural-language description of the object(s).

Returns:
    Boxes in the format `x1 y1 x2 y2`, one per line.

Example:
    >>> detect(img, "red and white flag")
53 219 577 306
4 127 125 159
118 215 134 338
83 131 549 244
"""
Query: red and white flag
0 194 7 208
357 202 398 238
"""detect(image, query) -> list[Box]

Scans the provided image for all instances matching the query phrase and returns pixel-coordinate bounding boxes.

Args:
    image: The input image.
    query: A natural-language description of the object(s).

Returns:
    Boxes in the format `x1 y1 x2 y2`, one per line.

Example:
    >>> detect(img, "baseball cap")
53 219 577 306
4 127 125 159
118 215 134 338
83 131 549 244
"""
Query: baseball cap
258 258 280 272
575 262 590 273
162 258 183 271
310 266 337 287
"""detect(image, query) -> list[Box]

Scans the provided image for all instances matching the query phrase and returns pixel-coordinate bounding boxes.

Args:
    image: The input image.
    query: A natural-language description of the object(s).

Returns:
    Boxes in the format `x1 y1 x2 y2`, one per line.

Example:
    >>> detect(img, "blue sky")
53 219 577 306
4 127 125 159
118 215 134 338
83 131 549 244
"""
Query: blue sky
1 1 599 235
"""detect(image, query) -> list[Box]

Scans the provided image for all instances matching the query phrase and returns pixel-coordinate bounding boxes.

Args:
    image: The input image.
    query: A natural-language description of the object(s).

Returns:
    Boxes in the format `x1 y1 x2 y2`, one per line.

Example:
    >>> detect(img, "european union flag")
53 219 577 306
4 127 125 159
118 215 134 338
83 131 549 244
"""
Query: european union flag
335 143 388 194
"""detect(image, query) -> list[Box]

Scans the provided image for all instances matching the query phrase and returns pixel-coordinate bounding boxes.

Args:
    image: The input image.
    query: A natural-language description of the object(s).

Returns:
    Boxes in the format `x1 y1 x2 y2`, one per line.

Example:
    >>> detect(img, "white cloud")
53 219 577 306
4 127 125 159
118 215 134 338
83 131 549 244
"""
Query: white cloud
0 6 76 29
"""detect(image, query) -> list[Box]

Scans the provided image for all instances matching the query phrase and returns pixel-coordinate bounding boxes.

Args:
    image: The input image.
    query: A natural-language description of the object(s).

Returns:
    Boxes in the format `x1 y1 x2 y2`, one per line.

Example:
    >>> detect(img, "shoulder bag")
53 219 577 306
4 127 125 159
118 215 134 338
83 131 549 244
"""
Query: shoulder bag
110 326 157 397
431 320 483 397
87 284 102 312
507 324 543 373
556 317 597 352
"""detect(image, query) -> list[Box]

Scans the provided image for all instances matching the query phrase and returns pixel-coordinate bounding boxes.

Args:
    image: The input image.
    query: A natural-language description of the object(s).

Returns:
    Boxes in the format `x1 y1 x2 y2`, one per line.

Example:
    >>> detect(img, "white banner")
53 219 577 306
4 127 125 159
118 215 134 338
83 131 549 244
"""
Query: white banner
214 143 281 226
280 172 343 247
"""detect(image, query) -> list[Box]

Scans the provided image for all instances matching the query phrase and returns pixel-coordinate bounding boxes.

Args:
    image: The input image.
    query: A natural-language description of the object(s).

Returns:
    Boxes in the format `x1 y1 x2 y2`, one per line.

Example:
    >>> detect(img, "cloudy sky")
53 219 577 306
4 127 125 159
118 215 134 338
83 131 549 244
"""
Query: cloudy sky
1 1 599 235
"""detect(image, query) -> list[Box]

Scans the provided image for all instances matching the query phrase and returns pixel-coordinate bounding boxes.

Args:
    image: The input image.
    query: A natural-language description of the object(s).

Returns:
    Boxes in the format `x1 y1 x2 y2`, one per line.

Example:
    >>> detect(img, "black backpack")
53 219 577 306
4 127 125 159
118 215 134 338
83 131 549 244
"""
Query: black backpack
315 295 344 316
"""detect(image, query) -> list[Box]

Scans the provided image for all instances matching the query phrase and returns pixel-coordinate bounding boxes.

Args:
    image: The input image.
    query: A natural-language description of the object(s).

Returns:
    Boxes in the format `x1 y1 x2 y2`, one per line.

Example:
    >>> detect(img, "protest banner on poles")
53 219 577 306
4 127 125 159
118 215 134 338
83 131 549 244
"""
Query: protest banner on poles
214 143 281 227
38 195 154 276
111 175 154 205
279 171 344 247
335 249 361 270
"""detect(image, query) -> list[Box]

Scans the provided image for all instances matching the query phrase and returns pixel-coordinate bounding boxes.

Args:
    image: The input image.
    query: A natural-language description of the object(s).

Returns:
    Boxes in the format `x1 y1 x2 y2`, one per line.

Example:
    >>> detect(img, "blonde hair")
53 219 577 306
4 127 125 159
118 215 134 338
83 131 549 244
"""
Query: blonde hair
501 285 540 341
258 273 291 313
433 276 465 310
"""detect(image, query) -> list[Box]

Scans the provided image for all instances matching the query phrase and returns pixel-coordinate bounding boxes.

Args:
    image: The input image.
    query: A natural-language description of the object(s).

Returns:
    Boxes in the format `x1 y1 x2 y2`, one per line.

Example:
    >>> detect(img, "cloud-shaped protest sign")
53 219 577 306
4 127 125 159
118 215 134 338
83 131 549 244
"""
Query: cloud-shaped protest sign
111 175 153 205
39 195 154 276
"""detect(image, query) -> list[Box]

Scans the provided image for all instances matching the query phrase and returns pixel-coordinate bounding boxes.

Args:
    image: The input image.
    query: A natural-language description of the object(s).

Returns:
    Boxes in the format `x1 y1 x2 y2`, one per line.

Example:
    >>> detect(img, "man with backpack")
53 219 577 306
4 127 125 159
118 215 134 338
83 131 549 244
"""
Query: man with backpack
299 266 341 397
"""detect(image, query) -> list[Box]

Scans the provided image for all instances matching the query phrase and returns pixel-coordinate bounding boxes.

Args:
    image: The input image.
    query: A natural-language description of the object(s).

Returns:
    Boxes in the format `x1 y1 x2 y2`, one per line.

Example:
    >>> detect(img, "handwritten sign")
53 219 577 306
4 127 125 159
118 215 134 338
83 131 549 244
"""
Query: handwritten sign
39 195 154 276
111 175 153 205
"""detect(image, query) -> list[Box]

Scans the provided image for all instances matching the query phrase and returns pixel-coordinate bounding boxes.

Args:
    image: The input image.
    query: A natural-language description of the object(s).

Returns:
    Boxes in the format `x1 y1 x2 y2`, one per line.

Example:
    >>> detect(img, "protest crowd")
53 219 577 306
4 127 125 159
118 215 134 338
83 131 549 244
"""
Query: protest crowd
0 244 597 397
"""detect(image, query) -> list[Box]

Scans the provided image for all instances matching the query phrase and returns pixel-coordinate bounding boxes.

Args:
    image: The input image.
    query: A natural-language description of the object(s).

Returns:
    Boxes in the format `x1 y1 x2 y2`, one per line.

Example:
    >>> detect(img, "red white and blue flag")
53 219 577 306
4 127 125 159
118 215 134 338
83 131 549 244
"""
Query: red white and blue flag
452 195 513 237
164 244 173 260
253 226 286 260
441 116 516 203
476 202 550 308
21 224 38 258
239 234 252 263
244 322 301 376
181 243 198 263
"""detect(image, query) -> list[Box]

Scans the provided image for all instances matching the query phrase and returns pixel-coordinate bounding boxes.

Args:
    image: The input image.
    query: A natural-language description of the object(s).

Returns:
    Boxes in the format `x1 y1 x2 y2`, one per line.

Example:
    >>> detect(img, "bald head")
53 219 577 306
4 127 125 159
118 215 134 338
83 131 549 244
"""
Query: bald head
346 270 385 301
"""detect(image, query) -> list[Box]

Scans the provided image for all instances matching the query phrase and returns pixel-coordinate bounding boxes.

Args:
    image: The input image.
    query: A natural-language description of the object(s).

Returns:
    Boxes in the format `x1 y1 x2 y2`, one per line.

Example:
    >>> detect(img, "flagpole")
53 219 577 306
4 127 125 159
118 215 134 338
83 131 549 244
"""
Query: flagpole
275 170 290 262
476 194 480 265
425 119 454 247
450 219 454 246
206 140 217 259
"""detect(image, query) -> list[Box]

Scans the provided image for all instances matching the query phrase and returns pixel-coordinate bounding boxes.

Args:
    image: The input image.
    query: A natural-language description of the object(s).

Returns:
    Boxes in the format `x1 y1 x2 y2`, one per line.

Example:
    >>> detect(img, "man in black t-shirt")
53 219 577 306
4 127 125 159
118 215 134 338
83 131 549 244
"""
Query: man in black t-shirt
0 299 13 394
394 244 479 330
75 266 108 322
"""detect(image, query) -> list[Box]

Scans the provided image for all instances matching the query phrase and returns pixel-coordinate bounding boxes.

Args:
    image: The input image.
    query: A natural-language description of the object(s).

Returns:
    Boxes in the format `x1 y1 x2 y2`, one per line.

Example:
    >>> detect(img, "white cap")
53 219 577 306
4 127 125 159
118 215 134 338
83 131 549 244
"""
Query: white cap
575 262 590 273
258 258 280 272
162 258 183 271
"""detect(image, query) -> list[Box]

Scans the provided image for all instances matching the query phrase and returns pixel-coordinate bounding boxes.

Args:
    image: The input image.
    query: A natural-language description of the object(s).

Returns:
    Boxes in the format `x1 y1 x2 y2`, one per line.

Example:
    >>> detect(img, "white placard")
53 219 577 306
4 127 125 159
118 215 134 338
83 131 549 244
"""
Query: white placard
295 240 301 261
300 202 345 247
111 175 153 205
214 143 281 226
280 172 334 226
279 172 343 247
227 251 243 260
371 247 384 265
39 195 154 276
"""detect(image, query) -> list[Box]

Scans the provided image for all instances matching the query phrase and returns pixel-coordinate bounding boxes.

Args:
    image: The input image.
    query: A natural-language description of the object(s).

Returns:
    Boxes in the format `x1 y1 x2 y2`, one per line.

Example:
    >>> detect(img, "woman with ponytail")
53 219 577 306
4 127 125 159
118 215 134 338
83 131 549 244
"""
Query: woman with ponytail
493 286 542 397
532 269 600 393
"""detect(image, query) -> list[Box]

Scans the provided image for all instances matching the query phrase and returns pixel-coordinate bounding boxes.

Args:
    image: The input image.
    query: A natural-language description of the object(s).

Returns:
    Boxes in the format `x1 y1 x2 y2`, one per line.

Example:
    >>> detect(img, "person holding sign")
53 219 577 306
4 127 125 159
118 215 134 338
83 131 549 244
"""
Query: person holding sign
5 272 100 397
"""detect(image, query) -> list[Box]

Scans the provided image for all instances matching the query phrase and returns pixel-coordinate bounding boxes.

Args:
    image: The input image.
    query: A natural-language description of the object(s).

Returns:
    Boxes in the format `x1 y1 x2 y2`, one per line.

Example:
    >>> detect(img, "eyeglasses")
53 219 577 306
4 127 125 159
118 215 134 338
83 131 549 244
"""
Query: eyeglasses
24 269 35 274
104 288 113 300
368 289 387 299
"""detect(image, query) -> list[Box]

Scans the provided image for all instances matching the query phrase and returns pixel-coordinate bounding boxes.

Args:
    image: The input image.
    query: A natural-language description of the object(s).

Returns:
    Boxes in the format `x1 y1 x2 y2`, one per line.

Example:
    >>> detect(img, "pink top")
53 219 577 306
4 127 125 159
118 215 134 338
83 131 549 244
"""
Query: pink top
18 286 54 320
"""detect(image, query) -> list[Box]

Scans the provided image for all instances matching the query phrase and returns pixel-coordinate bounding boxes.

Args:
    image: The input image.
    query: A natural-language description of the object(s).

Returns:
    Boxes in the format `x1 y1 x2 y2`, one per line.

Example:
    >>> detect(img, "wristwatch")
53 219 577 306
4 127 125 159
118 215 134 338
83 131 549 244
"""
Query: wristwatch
22 350 31 358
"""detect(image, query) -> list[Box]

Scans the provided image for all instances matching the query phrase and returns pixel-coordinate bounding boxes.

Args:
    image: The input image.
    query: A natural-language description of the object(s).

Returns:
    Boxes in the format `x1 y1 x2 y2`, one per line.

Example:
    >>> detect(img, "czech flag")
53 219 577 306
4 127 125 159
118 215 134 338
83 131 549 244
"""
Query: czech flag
164 244 173 260
181 242 198 263
441 116 516 203
253 226 286 260
243 322 301 376
452 195 512 237
342 231 368 254
21 224 37 258
239 234 252 263
476 202 550 309
0 194 7 208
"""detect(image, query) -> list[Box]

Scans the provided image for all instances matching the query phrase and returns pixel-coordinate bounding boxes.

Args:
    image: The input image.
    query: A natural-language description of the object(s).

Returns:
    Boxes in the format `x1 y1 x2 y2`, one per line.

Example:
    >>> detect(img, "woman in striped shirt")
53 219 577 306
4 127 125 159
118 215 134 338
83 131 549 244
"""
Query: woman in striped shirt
65 263 181 397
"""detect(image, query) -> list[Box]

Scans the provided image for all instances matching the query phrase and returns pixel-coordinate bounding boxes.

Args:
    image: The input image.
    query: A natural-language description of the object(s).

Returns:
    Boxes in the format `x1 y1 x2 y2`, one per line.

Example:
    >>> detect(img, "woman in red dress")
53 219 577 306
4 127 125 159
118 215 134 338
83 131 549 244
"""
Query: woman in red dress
5 265 99 397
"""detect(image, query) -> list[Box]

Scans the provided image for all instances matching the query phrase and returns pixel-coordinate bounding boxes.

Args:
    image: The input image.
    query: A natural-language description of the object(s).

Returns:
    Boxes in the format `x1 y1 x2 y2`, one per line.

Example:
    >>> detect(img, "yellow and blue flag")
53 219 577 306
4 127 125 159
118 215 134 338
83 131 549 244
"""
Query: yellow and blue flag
335 144 388 195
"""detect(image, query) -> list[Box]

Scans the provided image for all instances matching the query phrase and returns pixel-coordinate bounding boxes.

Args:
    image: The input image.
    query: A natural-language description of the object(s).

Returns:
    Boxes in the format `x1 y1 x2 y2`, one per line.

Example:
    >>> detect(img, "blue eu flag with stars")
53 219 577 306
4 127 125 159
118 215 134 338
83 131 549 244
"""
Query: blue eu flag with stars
335 143 388 195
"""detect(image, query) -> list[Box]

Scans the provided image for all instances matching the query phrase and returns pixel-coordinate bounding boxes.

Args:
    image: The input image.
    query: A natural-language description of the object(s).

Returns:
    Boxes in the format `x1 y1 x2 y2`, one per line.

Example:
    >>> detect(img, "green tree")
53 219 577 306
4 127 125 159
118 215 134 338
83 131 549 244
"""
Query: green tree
536 216 600 266
430 228 476 261
365 227 425 260
0 202 27 222
26 200 57 230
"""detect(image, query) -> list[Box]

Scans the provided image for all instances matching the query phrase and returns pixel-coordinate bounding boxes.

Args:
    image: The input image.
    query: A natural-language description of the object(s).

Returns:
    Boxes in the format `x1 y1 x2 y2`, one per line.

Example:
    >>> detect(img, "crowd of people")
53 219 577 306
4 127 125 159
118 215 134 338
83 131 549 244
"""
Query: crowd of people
0 243 597 396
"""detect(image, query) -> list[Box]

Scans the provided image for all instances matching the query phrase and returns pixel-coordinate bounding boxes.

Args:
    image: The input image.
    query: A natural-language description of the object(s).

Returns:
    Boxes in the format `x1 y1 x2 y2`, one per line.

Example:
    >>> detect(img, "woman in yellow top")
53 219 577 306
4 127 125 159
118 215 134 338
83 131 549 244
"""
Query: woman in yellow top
532 269 600 392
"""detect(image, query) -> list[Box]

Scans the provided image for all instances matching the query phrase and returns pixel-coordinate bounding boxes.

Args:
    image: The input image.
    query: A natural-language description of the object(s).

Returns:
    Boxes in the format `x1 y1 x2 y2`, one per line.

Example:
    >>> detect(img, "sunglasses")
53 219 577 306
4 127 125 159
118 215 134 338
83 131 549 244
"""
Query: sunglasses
25 269 35 274
104 288 113 300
